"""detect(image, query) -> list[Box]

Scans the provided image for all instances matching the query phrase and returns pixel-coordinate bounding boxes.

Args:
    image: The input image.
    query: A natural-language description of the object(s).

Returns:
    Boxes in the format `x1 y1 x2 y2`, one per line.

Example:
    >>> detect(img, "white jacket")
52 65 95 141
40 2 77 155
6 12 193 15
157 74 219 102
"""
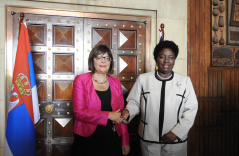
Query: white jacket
126 71 198 144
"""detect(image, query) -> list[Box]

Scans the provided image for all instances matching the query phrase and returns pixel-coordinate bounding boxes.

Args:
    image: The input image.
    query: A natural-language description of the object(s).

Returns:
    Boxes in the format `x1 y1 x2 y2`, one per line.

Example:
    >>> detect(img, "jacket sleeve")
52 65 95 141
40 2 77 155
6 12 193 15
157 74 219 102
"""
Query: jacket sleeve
72 75 109 126
171 77 198 139
115 79 129 145
125 75 141 123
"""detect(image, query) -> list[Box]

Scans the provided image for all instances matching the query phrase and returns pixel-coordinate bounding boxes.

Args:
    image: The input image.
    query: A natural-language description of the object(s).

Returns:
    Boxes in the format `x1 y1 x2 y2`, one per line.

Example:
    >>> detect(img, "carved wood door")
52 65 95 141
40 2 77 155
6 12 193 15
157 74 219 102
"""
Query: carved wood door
12 13 145 156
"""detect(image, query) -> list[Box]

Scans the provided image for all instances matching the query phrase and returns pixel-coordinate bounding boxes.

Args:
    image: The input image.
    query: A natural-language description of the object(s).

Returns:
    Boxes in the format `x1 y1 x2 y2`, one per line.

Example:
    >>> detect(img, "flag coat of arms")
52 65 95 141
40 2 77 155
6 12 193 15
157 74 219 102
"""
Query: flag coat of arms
4 21 40 156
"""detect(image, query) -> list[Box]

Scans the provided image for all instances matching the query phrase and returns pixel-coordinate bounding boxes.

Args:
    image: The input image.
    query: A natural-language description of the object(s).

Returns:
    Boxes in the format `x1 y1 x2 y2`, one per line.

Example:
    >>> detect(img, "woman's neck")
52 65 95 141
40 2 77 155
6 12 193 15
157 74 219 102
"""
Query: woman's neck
157 71 172 80
92 72 109 91
92 72 108 84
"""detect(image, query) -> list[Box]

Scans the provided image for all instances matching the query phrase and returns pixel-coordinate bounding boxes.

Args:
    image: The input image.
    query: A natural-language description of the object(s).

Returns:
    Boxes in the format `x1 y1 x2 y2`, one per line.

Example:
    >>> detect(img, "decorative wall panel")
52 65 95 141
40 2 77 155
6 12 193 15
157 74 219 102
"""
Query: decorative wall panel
36 80 46 101
212 47 234 66
53 81 73 101
119 30 136 49
230 0 239 26
53 118 73 137
227 0 239 45
53 53 74 73
53 145 72 156
53 26 74 46
92 28 112 48
235 49 239 66
121 82 135 97
118 55 137 75
212 0 239 66
32 52 46 74
35 119 46 138
37 146 46 156
28 24 46 46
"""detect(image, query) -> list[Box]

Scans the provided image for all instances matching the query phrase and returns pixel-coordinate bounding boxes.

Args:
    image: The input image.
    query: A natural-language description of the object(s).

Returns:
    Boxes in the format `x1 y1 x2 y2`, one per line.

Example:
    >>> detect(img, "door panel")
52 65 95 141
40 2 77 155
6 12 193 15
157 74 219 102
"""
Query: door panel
84 18 146 79
84 19 145 156
12 13 146 156
12 14 84 156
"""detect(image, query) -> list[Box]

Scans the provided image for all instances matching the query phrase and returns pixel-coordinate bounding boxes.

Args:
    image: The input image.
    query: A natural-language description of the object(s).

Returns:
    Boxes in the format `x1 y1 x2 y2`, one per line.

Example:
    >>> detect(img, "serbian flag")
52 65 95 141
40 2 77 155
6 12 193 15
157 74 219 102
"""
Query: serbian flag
4 21 40 156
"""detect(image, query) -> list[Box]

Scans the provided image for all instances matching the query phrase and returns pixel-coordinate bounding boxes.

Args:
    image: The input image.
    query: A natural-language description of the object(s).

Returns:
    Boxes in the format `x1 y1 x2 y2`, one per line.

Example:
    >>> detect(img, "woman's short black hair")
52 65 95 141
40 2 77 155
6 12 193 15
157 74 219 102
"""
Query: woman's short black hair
153 40 179 62
88 44 114 73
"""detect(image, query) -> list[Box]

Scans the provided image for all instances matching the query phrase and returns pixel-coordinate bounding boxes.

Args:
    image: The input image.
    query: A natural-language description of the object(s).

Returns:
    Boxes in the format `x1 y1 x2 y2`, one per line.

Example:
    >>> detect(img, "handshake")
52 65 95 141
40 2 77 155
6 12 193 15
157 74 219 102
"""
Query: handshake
109 109 130 124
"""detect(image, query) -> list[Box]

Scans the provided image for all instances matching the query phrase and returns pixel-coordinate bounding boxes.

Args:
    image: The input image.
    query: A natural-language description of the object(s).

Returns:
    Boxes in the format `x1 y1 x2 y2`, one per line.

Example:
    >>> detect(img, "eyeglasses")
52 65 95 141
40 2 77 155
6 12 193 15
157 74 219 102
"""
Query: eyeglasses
95 55 111 62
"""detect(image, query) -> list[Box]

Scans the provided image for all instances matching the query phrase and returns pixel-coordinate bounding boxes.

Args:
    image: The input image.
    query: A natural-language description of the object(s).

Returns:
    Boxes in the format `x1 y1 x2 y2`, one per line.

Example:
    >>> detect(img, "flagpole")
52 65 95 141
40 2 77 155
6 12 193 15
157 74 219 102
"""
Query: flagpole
159 23 164 41
19 12 24 35
155 23 165 71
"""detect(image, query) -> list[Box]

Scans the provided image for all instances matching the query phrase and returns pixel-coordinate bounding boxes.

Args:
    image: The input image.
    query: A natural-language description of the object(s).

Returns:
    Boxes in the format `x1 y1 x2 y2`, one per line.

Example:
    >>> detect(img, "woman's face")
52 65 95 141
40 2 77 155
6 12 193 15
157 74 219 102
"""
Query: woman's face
93 53 111 74
156 48 176 74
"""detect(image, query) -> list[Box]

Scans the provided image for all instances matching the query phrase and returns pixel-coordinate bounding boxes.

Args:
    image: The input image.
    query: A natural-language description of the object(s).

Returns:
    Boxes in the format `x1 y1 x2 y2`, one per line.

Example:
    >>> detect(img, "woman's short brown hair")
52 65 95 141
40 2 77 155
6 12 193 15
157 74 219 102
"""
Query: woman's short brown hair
88 44 114 73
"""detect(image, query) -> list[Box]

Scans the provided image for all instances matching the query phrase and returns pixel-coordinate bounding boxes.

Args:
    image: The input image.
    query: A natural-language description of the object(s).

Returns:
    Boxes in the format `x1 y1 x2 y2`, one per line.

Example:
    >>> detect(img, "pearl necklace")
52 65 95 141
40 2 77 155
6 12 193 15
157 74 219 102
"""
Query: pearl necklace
157 71 172 80
92 75 108 84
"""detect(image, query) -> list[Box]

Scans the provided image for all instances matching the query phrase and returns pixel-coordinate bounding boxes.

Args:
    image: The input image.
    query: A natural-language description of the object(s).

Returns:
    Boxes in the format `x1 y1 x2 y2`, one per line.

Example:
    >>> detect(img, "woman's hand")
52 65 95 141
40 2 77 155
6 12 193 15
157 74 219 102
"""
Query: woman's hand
160 131 177 143
108 109 121 123
121 109 130 120
122 145 130 155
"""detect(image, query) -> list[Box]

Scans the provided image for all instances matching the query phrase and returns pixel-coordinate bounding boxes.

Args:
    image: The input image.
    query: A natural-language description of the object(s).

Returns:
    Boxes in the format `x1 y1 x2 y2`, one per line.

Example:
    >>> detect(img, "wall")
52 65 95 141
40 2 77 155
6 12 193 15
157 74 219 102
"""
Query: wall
0 0 187 155
187 0 239 155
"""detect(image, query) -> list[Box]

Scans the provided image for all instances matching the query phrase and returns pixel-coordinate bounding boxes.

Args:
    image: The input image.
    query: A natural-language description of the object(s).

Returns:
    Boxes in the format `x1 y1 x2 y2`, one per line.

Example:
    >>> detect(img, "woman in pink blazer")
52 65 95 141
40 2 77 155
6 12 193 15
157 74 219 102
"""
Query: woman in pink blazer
71 45 130 156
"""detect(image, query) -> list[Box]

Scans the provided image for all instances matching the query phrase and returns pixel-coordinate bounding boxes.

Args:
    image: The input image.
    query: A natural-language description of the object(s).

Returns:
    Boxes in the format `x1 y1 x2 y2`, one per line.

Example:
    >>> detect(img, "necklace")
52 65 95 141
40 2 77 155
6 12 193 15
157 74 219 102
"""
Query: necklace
92 75 108 84
157 71 172 80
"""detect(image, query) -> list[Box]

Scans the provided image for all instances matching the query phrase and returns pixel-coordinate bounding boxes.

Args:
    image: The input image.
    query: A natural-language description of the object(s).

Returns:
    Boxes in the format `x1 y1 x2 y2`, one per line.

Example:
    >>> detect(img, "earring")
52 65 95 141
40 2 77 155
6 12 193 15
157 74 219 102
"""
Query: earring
155 63 158 71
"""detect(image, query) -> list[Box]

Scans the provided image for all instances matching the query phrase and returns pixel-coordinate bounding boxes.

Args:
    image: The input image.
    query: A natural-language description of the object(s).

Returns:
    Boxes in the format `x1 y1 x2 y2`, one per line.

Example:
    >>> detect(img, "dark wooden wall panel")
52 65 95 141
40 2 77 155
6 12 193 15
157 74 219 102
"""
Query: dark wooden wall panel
188 0 239 155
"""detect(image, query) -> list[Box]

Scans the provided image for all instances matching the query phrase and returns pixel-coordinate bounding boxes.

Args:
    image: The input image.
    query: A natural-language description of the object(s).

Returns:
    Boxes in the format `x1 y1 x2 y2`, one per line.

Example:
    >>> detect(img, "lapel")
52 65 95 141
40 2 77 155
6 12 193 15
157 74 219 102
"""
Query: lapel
86 73 118 111
87 73 101 109
108 76 117 111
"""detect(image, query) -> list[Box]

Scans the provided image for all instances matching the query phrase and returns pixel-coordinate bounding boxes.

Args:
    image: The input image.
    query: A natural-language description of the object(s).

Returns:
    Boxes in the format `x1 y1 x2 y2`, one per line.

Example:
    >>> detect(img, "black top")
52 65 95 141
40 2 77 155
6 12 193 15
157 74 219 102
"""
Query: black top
96 86 112 111
96 87 113 128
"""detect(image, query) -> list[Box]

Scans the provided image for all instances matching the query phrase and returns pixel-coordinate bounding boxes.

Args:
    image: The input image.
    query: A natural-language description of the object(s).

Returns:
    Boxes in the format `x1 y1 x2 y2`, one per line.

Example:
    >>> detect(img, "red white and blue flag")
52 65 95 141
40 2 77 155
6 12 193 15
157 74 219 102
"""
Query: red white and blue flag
4 21 40 156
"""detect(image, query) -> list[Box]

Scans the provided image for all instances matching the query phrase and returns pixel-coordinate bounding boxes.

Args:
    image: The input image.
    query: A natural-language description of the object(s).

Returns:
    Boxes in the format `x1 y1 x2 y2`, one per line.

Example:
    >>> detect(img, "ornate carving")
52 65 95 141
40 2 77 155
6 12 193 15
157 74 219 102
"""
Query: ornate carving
45 105 54 114
212 47 234 66
230 1 239 26
235 50 239 67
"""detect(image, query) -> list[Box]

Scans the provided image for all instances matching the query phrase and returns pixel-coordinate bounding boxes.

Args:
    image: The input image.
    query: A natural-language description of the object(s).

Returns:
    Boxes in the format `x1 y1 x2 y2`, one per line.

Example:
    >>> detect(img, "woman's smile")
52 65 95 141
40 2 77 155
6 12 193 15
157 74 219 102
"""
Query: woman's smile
157 48 175 75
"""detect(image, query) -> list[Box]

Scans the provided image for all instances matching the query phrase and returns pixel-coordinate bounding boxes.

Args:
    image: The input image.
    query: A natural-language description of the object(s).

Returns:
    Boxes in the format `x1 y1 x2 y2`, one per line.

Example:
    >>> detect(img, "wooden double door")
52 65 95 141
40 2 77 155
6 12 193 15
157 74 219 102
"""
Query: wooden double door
12 12 146 156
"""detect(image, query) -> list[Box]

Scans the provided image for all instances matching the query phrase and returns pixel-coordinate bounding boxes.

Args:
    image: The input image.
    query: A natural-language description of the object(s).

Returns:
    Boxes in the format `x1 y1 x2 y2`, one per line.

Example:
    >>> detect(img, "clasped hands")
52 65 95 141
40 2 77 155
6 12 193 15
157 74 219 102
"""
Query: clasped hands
109 109 178 143
108 109 130 124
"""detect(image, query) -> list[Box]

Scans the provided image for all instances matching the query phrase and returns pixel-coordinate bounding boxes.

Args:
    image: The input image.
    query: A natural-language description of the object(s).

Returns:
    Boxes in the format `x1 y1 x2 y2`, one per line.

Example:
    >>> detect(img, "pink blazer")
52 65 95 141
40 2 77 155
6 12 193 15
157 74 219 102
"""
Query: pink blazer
72 72 129 145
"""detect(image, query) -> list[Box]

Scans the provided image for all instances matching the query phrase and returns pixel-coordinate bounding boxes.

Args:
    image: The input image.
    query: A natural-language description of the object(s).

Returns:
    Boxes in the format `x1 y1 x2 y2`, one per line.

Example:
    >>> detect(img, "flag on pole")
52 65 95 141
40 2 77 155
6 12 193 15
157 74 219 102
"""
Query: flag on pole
159 29 164 43
4 21 40 156
155 25 165 71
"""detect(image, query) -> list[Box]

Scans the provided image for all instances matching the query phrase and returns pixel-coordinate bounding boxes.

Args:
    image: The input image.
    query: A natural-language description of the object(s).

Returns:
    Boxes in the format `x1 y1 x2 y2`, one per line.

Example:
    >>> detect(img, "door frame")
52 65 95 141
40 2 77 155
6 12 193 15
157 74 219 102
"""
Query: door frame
5 5 152 112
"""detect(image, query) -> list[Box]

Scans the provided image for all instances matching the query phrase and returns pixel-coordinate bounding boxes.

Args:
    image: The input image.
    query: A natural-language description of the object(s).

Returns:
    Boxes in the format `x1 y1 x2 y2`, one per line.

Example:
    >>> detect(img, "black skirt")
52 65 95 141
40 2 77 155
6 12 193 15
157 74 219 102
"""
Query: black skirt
71 87 122 156
71 123 122 156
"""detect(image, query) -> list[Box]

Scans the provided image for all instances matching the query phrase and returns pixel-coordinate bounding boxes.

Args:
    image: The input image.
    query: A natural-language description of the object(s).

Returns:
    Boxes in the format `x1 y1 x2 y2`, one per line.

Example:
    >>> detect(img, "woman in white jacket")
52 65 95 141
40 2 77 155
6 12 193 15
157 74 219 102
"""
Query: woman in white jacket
121 40 198 156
